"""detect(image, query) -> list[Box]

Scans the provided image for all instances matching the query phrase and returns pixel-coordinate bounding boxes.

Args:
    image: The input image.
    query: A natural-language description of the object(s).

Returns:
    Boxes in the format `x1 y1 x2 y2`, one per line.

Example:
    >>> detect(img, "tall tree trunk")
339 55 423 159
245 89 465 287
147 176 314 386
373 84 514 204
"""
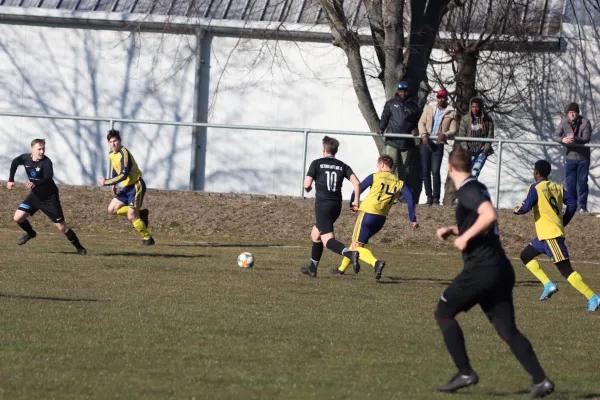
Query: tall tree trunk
443 49 479 206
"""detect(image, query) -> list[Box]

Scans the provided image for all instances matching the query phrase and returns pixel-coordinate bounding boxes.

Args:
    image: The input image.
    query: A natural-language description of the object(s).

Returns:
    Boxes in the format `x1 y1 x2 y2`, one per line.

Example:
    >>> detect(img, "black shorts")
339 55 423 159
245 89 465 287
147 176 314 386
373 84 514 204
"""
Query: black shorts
315 202 342 235
438 261 515 317
18 193 65 223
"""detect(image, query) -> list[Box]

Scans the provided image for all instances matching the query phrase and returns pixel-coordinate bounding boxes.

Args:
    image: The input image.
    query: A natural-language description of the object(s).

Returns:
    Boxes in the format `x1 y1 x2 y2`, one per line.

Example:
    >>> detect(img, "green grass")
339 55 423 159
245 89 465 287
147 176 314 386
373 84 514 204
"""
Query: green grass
0 230 599 400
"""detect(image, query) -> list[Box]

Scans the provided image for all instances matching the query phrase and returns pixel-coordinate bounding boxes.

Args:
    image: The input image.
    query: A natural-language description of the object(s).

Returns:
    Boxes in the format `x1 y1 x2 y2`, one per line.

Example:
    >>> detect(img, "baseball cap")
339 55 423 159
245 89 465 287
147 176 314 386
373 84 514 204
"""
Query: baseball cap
437 89 448 98
397 82 409 90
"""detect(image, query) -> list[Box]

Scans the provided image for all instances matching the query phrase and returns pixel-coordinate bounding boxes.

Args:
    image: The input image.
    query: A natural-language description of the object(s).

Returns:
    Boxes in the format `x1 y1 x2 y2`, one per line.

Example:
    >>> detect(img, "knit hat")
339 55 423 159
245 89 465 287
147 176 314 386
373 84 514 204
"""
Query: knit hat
567 102 580 113
397 81 409 90
437 89 448 98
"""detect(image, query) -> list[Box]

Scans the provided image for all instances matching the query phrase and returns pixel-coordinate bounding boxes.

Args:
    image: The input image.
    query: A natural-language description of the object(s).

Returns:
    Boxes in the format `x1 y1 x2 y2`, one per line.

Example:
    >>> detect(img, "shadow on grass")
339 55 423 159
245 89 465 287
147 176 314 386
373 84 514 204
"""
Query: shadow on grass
0 293 107 302
384 277 541 287
163 243 302 248
95 252 212 259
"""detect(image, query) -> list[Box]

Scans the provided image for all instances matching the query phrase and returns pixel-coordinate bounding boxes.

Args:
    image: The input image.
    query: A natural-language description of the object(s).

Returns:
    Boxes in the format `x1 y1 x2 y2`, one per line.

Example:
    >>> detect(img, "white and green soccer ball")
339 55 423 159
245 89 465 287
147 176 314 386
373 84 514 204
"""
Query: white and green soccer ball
237 252 254 269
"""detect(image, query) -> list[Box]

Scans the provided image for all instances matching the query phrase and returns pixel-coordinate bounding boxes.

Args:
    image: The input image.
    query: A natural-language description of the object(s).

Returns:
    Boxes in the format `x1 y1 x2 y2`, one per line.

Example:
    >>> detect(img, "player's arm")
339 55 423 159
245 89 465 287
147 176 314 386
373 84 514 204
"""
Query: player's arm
513 185 538 215
103 149 132 186
436 225 459 240
304 160 317 192
7 155 25 189
562 188 577 226
400 184 418 227
349 174 361 210
350 174 373 208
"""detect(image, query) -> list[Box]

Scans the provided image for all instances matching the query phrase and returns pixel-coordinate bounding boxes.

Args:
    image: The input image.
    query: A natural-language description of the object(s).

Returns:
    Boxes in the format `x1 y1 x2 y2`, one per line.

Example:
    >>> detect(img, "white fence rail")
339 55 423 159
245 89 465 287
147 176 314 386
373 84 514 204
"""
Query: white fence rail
2 111 599 208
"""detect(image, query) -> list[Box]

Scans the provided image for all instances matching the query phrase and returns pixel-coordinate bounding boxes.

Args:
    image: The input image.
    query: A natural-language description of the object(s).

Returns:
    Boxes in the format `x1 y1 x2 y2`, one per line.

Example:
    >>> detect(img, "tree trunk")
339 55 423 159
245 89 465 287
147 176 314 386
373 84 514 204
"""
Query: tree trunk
443 49 479 206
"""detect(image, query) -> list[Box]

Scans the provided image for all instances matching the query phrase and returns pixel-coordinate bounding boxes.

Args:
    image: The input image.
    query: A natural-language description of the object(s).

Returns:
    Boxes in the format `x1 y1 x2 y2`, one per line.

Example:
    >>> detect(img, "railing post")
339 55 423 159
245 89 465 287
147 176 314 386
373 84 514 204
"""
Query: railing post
300 129 309 198
110 119 115 130
495 140 503 209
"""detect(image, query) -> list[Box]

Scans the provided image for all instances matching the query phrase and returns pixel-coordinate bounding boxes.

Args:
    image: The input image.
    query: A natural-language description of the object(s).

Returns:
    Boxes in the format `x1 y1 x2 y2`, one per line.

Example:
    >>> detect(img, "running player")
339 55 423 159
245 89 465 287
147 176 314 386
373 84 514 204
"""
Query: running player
7 139 86 255
300 136 360 278
97 129 154 245
331 155 418 280
434 147 553 398
514 160 600 311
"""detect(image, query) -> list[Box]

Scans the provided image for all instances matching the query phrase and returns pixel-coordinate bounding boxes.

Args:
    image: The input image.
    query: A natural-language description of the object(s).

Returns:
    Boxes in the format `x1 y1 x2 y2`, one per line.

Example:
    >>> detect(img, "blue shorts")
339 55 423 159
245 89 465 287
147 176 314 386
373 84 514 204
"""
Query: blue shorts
531 237 569 263
352 212 386 245
115 179 146 208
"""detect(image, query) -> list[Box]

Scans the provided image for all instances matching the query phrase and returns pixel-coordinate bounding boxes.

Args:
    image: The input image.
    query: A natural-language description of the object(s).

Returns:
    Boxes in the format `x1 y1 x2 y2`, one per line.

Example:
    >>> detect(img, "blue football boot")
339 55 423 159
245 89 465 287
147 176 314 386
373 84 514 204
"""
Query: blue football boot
540 282 558 301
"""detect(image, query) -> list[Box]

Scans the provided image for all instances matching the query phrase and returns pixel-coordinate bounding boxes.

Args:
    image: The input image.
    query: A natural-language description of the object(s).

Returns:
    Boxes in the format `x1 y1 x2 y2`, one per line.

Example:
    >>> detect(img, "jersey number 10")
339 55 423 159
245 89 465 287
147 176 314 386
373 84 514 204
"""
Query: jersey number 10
325 171 337 192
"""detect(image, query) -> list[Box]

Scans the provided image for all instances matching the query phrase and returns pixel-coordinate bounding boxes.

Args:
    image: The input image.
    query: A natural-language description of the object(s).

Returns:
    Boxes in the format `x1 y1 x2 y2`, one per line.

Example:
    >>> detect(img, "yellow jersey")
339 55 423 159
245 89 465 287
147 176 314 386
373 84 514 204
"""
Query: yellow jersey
352 172 415 220
104 146 143 187
513 180 577 240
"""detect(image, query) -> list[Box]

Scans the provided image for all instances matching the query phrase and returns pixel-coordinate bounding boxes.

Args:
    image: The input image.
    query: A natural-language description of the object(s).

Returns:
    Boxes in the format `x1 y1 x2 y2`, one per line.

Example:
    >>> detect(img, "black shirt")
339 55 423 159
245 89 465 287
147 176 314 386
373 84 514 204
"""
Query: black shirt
307 157 354 204
9 154 59 199
456 178 505 265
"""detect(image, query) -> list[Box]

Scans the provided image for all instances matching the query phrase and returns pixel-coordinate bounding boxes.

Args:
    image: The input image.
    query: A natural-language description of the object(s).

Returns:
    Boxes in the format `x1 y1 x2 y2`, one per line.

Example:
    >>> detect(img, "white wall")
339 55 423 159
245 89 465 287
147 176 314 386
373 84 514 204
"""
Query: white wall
0 26 196 189
1 23 599 211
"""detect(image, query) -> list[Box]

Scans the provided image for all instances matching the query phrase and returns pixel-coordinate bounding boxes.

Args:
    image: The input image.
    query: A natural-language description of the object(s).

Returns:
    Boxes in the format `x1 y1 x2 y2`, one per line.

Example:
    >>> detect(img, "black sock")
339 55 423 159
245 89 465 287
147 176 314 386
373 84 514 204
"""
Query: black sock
507 332 546 384
17 220 35 236
311 242 324 267
325 238 347 256
65 229 84 249
437 318 472 375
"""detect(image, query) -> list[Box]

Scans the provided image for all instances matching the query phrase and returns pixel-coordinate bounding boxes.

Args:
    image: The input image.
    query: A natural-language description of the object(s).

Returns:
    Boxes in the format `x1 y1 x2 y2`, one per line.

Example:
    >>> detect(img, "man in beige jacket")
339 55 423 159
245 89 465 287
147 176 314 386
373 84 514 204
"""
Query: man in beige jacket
418 89 457 205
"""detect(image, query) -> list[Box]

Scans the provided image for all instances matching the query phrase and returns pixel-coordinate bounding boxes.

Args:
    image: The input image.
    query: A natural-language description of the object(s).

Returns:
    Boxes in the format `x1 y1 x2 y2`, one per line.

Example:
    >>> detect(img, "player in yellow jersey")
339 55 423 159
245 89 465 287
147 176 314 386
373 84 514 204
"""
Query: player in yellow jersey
97 129 154 245
330 155 418 280
514 160 599 311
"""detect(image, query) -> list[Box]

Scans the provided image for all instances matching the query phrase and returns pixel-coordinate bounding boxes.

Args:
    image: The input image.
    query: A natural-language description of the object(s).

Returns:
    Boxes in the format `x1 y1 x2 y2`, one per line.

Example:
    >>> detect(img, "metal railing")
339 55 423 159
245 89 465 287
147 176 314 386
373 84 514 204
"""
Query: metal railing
1 110 599 208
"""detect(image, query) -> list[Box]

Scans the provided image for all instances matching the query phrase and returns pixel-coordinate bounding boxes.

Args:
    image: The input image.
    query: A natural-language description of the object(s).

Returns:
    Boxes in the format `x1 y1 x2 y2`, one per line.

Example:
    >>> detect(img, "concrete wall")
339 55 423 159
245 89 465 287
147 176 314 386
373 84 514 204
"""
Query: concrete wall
1 23 599 211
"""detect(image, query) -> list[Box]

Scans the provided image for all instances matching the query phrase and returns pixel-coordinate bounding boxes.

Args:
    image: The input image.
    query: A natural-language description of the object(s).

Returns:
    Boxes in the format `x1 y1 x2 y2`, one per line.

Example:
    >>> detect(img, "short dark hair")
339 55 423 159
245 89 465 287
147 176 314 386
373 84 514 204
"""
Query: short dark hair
534 160 552 178
322 136 339 155
31 138 46 147
448 146 471 173
378 155 394 169
107 129 121 142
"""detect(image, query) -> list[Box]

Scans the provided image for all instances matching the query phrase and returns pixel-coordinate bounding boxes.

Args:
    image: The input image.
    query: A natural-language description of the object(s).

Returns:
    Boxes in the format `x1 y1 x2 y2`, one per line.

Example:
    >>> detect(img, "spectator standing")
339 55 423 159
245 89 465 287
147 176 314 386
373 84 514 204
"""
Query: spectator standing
552 102 592 214
418 89 457 205
457 97 495 179
377 81 421 182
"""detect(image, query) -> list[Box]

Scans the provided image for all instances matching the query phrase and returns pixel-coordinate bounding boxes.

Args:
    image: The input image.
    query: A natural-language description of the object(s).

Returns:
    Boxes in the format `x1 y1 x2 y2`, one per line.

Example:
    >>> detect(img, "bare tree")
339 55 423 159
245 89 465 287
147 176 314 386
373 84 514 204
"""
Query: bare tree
428 0 555 205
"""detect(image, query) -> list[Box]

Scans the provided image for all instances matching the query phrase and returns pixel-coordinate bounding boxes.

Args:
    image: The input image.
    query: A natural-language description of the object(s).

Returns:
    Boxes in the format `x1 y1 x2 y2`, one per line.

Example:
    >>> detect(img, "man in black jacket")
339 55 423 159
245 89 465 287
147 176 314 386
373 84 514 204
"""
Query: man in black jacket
377 82 421 182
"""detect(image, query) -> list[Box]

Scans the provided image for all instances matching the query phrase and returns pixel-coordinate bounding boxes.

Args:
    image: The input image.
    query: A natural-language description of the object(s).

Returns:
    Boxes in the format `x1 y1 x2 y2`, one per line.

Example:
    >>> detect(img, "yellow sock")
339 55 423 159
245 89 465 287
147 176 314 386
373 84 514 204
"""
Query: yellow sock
132 218 152 240
567 272 595 300
338 256 351 273
525 260 551 285
116 206 128 216
357 247 377 268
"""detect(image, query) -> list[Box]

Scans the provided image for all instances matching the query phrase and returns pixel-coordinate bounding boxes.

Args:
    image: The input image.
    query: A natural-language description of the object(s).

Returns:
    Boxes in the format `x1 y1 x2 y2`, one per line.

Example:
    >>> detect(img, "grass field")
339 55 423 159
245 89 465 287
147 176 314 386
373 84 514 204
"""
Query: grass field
1 225 600 400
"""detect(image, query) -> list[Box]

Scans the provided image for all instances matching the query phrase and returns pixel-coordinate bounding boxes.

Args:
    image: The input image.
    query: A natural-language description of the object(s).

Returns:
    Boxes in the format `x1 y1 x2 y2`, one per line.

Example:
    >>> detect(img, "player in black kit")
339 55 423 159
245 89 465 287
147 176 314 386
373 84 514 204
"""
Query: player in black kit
300 136 361 278
7 139 86 255
434 147 553 398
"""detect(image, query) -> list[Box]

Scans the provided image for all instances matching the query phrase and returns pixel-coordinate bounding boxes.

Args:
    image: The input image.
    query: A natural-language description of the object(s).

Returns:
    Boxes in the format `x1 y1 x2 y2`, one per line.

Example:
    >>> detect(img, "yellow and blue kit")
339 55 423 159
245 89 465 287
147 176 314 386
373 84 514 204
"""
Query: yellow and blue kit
103 147 146 208
514 180 576 262
349 172 416 244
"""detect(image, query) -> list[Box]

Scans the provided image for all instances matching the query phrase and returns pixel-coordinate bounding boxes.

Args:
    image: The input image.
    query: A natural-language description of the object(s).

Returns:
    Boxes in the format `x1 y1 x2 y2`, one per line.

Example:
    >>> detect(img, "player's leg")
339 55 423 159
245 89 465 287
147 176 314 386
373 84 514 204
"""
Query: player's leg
41 195 87 255
321 232 358 269
434 271 481 393
520 239 557 300
351 213 387 280
434 268 489 392
108 197 128 216
551 238 600 311
334 211 365 275
127 181 153 245
301 226 323 277
14 208 37 245
14 195 39 245
480 269 554 398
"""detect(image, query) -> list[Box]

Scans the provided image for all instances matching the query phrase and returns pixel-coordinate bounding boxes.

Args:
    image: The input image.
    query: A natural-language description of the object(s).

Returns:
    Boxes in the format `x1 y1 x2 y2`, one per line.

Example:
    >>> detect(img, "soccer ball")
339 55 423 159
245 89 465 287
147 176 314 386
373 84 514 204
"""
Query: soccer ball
237 252 254 269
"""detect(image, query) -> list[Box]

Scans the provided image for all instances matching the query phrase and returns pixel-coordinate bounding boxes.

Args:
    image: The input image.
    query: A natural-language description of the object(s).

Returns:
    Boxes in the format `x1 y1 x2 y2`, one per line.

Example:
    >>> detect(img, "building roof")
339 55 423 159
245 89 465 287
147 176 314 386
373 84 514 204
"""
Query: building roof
0 0 566 50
